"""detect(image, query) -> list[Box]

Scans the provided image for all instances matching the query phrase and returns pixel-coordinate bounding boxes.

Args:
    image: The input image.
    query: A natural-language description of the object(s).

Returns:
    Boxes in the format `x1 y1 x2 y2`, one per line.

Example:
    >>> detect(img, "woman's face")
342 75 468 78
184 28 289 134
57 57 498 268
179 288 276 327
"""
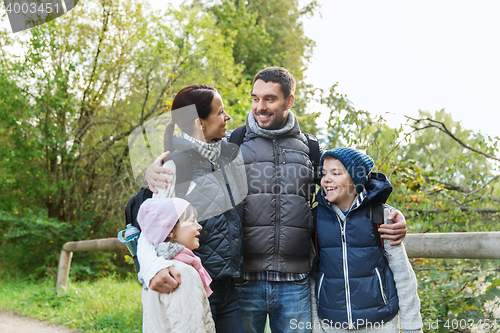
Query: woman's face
201 93 231 142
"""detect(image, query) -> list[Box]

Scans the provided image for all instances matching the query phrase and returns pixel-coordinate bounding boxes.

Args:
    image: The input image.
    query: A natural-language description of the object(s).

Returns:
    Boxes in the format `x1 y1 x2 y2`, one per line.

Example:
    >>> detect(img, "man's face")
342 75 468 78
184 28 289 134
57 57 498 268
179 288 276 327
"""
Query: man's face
251 79 294 130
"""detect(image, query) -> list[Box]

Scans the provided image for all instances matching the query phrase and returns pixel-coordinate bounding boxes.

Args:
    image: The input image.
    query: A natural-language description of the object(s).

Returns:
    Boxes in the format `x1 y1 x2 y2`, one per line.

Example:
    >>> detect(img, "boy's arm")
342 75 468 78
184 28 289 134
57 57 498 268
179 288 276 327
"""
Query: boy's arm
384 208 423 333
379 205 407 245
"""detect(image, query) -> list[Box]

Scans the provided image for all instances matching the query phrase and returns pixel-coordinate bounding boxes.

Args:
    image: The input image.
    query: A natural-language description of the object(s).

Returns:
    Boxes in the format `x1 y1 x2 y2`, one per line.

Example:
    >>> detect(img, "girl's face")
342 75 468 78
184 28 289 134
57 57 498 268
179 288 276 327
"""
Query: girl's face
200 93 231 142
170 214 202 250
320 157 356 211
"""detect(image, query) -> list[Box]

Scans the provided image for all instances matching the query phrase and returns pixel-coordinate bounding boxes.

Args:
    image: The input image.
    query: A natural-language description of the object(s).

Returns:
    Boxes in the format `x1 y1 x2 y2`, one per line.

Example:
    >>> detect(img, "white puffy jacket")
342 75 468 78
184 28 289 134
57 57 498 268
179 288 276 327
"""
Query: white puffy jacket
141 259 215 333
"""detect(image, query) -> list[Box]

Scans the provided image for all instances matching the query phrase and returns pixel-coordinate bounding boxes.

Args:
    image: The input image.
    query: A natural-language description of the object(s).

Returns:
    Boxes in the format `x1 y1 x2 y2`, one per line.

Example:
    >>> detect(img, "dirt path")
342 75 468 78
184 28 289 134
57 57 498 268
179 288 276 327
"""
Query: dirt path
0 311 79 333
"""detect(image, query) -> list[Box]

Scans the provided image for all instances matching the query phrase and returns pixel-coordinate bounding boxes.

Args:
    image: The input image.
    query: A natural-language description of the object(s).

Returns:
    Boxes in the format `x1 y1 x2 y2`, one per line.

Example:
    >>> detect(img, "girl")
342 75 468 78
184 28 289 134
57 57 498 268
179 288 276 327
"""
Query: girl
139 197 215 333
137 85 247 333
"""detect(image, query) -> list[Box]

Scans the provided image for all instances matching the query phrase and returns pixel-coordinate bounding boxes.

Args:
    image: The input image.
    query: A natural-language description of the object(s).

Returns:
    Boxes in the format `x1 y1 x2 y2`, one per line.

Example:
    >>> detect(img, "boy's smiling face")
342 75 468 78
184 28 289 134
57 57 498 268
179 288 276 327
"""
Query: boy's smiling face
320 156 357 211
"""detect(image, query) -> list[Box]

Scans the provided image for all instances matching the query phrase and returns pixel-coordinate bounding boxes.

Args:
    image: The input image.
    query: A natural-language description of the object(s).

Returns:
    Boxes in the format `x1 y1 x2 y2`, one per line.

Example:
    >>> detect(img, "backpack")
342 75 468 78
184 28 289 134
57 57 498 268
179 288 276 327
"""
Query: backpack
229 125 321 183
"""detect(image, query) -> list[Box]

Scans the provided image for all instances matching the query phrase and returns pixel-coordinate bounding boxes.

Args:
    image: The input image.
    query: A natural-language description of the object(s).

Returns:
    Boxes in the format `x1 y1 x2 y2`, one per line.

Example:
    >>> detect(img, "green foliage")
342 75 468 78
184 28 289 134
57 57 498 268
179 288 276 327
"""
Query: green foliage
200 0 318 82
320 88 500 329
0 208 131 279
319 83 389 149
0 0 254 276
197 0 321 133
1 0 252 222
0 209 72 278
0 275 142 332
416 260 500 332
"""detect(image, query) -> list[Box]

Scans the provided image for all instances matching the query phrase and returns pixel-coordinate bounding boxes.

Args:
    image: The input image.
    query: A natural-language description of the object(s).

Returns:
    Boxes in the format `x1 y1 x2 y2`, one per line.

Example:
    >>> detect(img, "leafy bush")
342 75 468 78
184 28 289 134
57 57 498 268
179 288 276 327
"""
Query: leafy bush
0 208 134 280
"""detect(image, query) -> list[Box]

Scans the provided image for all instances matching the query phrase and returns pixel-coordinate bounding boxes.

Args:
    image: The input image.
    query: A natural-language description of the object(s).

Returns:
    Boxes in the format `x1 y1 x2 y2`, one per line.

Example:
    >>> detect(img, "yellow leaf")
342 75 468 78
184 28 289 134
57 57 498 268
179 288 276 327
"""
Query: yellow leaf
412 258 428 263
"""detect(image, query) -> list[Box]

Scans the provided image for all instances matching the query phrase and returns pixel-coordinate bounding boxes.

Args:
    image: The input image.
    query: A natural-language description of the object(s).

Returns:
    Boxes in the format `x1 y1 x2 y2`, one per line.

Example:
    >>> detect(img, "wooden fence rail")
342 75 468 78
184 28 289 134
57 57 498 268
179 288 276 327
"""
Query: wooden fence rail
56 232 500 293
56 238 126 293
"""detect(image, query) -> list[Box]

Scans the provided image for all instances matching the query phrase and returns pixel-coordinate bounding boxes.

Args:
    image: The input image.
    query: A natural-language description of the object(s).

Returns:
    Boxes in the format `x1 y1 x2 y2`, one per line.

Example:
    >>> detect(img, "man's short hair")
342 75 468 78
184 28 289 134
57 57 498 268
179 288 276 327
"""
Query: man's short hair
253 67 296 98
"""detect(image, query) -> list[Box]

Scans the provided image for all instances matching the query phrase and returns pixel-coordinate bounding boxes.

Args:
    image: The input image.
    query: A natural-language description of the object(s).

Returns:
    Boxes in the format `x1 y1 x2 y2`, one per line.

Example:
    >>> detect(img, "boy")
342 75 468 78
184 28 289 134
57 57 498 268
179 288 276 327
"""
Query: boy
313 148 422 332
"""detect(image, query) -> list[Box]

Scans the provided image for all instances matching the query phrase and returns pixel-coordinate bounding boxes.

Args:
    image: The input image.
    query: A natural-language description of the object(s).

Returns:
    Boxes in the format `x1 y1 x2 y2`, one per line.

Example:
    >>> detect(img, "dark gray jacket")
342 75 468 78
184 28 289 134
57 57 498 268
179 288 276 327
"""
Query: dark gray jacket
239 121 315 274
172 136 247 280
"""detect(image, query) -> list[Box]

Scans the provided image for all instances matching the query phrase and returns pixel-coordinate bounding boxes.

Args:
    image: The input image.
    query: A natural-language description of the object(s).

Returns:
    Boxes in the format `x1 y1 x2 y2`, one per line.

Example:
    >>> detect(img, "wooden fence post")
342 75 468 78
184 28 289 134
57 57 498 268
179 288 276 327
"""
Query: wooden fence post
56 238 126 294
56 249 73 294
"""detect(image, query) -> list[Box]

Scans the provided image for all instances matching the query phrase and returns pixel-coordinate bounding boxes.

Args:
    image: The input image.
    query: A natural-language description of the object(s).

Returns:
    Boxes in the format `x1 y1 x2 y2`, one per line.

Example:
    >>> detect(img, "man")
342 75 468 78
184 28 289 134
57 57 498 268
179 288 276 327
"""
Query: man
143 67 407 333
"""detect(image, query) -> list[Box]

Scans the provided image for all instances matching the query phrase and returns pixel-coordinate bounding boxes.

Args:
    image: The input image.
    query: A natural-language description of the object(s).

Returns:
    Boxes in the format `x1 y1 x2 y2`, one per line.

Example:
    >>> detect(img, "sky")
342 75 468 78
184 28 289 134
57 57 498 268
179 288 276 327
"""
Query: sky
146 0 500 138
3 0 499 137
300 0 500 138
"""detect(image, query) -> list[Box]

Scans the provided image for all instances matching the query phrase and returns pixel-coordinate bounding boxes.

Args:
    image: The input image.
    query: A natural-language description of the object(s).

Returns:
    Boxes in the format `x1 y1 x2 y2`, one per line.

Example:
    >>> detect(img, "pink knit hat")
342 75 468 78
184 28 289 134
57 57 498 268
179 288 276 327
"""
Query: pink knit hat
137 198 191 245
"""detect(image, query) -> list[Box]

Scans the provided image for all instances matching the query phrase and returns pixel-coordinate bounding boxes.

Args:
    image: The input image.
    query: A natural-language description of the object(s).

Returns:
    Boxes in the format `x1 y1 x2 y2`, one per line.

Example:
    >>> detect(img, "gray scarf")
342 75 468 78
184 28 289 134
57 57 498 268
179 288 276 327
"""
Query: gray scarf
156 241 185 260
248 110 296 139
180 132 221 168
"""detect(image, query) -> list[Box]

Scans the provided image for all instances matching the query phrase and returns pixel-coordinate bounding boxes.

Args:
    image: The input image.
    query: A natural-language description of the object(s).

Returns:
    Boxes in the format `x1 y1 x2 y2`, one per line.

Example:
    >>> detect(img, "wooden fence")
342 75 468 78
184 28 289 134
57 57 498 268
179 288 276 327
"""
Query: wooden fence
57 238 126 293
56 232 500 292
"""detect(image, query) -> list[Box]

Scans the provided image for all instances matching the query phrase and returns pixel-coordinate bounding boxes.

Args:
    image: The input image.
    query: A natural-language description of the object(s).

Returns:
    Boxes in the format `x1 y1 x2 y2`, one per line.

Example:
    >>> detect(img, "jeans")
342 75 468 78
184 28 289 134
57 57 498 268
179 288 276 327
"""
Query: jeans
235 277 311 333
209 278 245 333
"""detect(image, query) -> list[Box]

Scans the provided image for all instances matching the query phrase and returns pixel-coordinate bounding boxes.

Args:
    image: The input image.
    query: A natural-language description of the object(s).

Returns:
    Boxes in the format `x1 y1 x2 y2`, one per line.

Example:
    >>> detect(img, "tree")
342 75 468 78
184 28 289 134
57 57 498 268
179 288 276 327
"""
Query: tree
194 0 321 133
319 91 500 325
0 0 250 276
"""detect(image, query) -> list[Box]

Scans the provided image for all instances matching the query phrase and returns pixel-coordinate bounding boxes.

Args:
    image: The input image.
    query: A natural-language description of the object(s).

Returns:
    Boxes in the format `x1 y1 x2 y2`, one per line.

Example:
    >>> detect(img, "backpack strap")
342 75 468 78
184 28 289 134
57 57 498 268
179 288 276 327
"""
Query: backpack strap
303 132 321 183
229 126 320 181
125 187 153 230
229 125 246 146
369 201 385 249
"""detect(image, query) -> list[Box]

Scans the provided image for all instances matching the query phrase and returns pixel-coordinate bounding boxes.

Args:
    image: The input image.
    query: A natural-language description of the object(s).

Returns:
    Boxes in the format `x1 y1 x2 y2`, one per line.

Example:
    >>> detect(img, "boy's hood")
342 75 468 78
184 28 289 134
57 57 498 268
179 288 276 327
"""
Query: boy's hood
317 172 393 209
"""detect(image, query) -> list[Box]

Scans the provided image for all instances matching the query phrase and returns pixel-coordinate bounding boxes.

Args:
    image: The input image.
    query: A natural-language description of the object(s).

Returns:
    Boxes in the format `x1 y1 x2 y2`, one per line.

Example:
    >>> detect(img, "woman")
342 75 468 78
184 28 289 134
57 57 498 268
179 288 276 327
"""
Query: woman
137 85 247 332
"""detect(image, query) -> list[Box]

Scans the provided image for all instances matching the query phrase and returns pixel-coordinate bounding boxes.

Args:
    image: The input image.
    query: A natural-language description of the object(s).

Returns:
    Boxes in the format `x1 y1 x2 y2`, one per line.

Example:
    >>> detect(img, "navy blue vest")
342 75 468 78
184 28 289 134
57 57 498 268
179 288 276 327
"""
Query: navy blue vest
315 175 399 329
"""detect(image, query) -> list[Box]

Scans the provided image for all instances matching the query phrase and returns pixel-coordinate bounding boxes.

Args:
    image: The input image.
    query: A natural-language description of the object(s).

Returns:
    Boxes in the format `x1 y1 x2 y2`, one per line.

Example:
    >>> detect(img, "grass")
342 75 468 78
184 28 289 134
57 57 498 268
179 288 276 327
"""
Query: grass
0 273 275 333
0 274 143 332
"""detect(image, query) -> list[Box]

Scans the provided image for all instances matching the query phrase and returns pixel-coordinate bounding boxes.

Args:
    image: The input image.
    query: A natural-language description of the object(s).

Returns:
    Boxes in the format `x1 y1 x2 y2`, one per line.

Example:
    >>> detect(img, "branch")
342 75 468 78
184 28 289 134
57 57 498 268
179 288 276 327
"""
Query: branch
77 4 110 131
423 176 500 205
460 174 500 200
408 208 500 214
379 127 421 167
407 116 500 162
141 67 154 124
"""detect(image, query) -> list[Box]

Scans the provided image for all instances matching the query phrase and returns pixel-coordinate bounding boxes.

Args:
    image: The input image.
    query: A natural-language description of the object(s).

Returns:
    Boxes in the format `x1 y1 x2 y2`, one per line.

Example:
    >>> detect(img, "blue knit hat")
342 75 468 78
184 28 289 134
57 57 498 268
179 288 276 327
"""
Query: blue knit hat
320 147 374 192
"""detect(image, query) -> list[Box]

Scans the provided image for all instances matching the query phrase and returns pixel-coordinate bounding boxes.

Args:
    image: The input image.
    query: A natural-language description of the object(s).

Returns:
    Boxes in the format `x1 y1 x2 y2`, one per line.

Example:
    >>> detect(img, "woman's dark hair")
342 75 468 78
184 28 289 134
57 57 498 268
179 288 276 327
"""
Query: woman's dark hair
164 85 218 151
